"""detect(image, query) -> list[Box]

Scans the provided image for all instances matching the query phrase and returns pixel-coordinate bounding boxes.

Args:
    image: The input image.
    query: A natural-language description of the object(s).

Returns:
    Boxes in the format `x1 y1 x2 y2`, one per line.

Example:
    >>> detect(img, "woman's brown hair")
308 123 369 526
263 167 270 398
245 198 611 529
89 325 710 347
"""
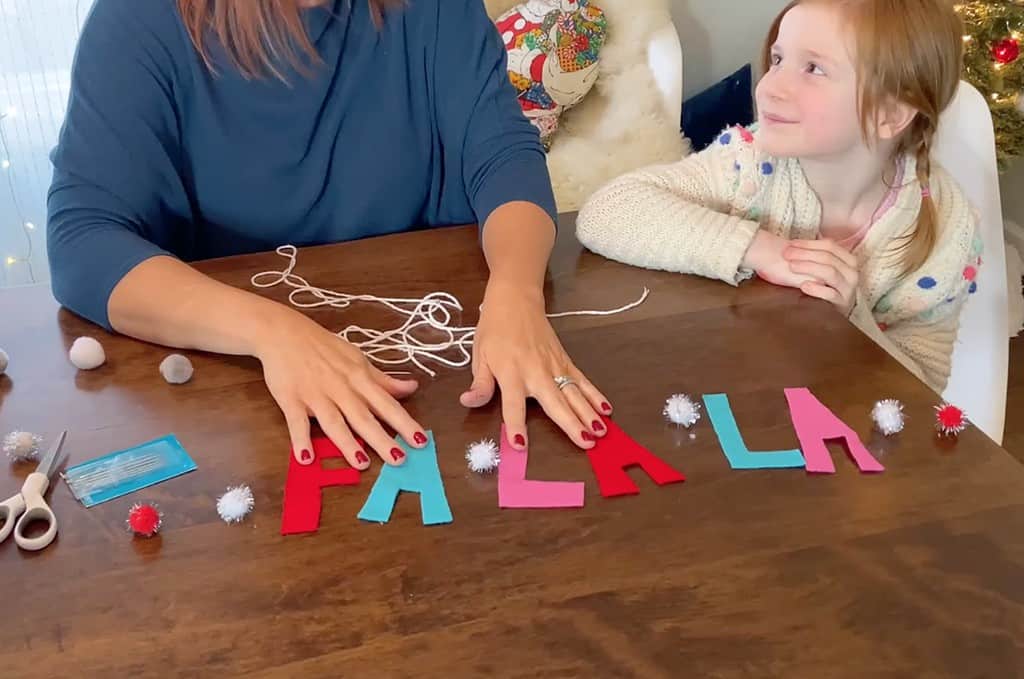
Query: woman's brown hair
761 0 964 275
178 0 404 81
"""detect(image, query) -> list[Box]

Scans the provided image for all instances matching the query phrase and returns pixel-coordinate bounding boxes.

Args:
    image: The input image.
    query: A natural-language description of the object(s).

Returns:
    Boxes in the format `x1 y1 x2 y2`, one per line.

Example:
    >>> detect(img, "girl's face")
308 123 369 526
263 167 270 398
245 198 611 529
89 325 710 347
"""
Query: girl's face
755 3 865 159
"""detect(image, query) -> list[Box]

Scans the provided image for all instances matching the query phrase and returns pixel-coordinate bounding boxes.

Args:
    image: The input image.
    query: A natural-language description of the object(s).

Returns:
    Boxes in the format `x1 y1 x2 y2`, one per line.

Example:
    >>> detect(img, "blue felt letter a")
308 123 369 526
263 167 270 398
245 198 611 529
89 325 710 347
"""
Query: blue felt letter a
357 431 453 525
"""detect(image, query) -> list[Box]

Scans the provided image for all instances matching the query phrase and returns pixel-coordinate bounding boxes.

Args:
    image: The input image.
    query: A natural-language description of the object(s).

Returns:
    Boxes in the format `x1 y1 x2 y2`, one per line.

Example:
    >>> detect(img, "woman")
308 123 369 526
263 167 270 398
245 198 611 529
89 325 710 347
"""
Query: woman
48 0 612 469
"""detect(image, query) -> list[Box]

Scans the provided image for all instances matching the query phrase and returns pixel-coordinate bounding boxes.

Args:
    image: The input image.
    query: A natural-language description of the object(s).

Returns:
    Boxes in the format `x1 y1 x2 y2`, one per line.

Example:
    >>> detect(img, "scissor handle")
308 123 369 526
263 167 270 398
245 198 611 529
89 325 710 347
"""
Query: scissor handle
13 472 57 551
0 492 27 544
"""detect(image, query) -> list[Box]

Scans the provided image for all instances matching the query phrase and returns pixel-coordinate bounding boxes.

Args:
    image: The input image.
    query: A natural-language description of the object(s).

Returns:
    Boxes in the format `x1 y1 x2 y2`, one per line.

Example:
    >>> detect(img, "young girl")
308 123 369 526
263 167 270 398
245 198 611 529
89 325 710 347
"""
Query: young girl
577 0 981 394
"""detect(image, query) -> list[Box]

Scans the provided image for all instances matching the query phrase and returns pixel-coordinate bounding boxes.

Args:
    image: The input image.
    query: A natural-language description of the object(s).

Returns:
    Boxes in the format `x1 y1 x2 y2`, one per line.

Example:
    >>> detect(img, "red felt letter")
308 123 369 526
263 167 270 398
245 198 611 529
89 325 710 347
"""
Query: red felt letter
586 417 686 497
281 437 361 535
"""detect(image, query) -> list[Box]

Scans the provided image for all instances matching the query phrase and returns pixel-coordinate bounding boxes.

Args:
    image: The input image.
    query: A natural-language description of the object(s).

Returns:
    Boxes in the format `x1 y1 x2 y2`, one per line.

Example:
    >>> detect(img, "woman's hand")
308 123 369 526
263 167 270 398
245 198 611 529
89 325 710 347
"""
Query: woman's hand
783 239 860 315
460 280 612 451
254 307 429 468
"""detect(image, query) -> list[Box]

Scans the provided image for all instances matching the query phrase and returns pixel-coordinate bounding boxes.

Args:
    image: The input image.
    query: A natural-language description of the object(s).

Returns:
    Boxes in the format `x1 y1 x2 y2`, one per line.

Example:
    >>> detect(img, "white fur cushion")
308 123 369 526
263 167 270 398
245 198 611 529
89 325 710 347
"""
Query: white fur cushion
486 0 689 211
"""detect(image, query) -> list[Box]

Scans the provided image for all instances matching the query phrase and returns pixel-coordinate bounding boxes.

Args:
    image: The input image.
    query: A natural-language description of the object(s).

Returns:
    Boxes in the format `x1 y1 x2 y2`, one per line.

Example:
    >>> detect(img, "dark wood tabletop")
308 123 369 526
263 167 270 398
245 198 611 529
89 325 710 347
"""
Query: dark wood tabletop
2 214 1022 678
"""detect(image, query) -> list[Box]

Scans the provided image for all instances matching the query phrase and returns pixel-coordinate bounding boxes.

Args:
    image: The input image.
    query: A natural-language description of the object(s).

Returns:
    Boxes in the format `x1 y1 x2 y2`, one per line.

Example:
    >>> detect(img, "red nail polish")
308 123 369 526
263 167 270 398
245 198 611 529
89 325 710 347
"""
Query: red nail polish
414 432 427 445
601 402 612 413
300 449 313 462
355 450 369 464
514 434 526 447
592 420 605 432
391 448 405 462
582 431 595 442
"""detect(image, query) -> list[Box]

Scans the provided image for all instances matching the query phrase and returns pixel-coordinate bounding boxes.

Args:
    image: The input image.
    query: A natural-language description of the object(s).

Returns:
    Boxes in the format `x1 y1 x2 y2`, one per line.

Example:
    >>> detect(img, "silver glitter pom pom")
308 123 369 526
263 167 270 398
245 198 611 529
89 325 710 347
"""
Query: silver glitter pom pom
871 399 906 436
217 485 255 524
466 438 500 473
664 394 701 428
3 430 42 461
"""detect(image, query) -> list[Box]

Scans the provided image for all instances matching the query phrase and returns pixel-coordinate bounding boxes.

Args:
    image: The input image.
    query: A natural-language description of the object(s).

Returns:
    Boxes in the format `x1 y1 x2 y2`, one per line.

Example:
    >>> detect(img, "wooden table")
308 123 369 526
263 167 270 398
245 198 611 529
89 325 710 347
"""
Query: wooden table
2 215 1023 678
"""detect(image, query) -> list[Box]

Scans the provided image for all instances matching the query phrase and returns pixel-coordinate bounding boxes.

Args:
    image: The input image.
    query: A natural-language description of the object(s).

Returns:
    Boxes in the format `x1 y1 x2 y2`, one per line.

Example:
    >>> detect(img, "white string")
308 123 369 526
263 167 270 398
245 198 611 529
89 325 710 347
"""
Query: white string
251 245 649 377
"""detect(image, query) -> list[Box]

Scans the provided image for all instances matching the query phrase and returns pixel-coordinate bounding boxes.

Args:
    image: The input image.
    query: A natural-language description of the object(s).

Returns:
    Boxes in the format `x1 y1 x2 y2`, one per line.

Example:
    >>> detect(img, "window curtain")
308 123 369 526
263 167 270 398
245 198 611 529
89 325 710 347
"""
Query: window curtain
0 0 91 288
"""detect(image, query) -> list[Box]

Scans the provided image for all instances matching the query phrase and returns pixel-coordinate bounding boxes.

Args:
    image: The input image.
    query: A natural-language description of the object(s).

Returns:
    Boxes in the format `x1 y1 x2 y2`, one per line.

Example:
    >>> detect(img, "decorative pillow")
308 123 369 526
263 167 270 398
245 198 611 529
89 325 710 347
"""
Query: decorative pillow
495 0 607 148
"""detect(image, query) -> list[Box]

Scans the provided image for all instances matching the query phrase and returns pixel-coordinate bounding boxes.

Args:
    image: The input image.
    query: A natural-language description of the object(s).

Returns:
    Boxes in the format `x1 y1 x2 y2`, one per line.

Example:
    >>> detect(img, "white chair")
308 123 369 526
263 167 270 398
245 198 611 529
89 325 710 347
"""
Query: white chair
646 22 684 122
933 80 1009 445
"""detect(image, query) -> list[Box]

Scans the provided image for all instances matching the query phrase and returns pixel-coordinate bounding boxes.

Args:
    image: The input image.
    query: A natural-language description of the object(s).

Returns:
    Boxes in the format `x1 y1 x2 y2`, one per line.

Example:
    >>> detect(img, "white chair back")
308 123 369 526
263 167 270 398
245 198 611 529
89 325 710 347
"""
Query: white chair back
933 80 1009 444
646 23 683 124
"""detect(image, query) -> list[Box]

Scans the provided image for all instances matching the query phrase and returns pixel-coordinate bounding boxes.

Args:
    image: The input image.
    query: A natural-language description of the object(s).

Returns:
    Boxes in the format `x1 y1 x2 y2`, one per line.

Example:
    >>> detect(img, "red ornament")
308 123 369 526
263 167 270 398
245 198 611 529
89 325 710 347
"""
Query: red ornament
991 38 1020 65
935 403 968 437
127 502 163 537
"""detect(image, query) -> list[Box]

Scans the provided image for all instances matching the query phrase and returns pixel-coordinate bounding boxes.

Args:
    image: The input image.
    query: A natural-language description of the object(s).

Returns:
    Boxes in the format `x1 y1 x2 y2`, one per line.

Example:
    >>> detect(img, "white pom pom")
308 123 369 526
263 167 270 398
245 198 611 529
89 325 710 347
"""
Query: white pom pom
0 347 8 375
216 485 254 524
159 354 194 384
69 336 105 370
872 399 906 436
3 430 42 461
465 438 500 473
664 394 701 428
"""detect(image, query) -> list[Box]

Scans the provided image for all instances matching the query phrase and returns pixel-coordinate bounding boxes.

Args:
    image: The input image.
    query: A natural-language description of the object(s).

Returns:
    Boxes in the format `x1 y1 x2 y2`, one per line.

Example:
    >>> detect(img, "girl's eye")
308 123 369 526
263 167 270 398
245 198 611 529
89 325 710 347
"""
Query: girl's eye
806 62 826 76
770 53 782 66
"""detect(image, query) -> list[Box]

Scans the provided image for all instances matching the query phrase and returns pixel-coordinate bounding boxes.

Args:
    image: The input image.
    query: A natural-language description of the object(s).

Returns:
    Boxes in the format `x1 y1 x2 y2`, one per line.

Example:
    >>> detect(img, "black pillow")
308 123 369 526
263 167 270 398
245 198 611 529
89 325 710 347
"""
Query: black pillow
681 64 755 152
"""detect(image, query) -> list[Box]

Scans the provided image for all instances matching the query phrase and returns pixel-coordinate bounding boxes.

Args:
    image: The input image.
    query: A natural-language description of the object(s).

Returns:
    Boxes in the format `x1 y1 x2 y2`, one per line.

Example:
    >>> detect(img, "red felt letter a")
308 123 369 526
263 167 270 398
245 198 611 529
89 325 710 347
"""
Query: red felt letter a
281 438 361 535
586 417 685 497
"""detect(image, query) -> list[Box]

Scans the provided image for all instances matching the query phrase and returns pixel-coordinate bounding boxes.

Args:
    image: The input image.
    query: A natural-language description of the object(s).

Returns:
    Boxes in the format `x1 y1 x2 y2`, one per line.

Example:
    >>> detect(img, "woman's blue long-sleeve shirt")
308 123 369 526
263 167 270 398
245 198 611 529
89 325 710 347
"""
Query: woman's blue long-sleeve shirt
47 0 556 329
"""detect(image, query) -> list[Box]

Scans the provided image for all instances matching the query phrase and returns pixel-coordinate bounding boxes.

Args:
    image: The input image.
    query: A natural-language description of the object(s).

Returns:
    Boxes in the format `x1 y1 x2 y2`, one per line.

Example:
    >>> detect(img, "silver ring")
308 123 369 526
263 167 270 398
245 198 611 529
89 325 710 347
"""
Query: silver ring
554 375 577 391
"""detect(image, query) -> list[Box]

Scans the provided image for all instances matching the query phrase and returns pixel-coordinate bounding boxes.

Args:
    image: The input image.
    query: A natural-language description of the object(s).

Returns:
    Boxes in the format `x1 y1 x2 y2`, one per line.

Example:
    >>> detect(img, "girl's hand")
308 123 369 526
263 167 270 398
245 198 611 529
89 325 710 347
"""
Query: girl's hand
255 308 429 468
460 280 612 451
743 231 819 288
783 239 860 315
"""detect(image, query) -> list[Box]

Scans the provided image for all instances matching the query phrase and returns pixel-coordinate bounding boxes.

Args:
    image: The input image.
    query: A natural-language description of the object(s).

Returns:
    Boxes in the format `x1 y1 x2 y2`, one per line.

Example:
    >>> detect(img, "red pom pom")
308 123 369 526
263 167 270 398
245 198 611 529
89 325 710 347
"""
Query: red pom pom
127 503 162 537
935 403 968 436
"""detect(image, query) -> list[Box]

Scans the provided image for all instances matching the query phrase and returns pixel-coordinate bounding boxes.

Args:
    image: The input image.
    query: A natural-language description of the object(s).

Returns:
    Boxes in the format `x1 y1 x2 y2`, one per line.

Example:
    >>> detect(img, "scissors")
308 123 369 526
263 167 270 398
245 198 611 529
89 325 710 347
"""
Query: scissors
0 430 67 551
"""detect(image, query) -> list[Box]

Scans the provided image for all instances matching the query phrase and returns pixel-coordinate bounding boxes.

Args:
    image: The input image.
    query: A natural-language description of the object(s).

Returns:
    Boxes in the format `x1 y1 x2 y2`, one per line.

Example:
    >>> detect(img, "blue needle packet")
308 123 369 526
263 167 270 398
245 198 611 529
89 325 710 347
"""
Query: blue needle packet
61 435 197 507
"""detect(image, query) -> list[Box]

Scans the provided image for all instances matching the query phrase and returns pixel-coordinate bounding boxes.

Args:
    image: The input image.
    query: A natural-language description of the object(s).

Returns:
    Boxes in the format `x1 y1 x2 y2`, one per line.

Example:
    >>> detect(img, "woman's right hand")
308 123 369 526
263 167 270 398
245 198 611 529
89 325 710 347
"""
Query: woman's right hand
742 230 819 288
254 307 429 468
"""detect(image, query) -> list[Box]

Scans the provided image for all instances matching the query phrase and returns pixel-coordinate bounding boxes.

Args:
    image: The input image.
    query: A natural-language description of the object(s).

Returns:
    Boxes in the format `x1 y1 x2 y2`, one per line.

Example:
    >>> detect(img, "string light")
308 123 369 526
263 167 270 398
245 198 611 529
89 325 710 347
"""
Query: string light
0 106 37 283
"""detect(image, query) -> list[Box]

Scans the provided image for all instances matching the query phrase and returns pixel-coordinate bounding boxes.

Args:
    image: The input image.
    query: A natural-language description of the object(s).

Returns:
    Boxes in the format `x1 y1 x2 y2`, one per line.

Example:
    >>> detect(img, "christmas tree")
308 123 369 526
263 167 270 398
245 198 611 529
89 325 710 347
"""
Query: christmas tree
956 1 1024 170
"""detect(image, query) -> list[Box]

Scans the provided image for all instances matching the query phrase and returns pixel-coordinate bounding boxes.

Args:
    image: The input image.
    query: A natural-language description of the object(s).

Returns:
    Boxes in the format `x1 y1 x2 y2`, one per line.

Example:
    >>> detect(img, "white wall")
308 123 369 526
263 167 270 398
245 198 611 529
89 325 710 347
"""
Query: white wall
671 0 789 100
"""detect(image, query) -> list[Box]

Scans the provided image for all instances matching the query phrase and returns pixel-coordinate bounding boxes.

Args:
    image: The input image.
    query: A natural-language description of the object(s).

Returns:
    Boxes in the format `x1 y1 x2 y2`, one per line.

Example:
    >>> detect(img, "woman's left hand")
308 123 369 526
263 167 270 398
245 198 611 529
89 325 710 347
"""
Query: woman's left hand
783 239 860 316
460 279 612 451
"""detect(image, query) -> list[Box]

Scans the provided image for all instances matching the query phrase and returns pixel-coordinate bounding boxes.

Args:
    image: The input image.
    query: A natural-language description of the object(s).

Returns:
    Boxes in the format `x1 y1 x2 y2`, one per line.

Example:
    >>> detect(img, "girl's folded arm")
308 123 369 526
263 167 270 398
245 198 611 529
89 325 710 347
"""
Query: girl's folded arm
576 147 762 285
